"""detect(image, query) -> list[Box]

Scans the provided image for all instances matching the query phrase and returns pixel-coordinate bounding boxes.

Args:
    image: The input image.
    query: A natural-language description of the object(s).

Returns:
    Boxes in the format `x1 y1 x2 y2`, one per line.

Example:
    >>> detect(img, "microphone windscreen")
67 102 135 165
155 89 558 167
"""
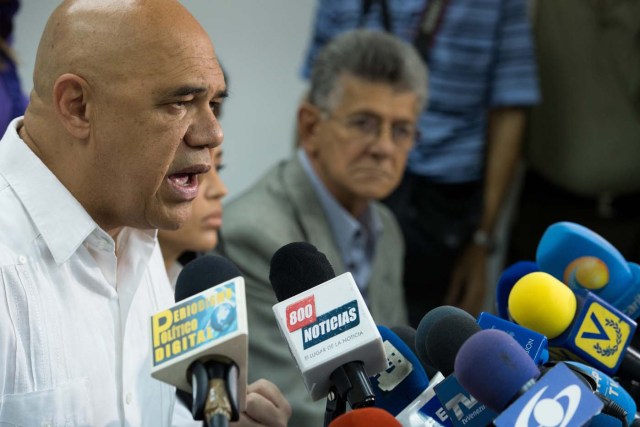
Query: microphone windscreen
455 329 541 413
328 408 401 427
495 261 539 319
537 221 626 291
390 325 439 378
415 305 471 370
269 242 336 302
508 271 577 339
423 310 481 376
175 254 242 302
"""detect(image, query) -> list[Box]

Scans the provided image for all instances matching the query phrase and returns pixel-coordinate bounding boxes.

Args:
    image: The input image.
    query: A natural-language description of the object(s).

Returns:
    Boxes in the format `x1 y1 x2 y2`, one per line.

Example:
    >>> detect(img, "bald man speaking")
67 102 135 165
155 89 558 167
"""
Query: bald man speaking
0 1 290 426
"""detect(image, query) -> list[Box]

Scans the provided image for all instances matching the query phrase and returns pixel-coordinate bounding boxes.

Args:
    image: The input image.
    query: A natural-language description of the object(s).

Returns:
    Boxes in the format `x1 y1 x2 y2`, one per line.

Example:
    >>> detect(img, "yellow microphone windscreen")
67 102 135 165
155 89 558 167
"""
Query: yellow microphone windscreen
508 271 576 339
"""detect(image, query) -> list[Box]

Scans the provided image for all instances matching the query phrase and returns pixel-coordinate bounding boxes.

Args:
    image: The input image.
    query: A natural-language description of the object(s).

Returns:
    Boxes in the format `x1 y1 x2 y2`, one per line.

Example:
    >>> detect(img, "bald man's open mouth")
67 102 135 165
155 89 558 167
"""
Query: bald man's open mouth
166 164 210 201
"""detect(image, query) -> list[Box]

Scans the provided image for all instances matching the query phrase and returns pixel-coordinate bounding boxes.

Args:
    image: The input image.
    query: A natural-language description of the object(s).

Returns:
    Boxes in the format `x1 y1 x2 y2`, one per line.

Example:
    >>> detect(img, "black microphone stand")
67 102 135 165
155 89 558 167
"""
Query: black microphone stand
190 359 240 427
323 361 376 427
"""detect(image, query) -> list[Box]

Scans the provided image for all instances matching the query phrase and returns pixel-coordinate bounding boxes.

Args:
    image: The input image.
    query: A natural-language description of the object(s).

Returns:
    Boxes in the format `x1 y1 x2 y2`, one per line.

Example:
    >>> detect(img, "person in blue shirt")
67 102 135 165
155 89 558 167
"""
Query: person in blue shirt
0 0 28 131
302 0 540 323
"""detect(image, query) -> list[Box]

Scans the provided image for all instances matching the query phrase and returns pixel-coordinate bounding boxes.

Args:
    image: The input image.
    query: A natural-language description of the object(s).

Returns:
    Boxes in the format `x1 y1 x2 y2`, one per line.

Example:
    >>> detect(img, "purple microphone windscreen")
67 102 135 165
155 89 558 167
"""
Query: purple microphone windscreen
175 254 242 302
495 261 539 320
423 311 481 376
391 325 439 378
455 329 541 413
415 306 472 370
269 242 336 302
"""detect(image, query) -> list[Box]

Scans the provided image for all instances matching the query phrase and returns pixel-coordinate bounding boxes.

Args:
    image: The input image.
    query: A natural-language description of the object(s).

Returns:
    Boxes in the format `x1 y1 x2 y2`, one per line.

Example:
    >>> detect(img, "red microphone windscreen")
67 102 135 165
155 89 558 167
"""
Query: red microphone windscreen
328 408 401 427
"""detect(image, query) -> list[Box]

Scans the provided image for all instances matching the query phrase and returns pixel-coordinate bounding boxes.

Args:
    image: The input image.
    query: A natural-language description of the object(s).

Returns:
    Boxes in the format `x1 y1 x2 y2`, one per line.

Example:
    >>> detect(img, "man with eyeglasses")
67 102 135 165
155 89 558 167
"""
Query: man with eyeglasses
302 0 540 325
218 29 427 427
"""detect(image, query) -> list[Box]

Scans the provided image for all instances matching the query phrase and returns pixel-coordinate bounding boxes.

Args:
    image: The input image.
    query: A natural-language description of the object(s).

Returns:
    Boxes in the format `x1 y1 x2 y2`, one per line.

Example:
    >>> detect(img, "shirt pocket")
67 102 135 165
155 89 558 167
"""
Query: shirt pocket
0 378 93 427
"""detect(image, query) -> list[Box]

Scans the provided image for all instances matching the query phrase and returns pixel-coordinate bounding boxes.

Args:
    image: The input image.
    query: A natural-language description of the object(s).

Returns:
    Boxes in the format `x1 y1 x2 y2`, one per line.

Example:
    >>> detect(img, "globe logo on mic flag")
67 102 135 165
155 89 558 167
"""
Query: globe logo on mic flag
494 363 603 427
210 302 236 332
514 384 580 427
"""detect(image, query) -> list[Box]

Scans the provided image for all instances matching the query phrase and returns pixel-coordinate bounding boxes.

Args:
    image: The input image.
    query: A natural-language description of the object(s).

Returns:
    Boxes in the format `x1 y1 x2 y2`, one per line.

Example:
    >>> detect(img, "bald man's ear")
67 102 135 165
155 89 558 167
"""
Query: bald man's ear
298 102 322 156
52 74 92 140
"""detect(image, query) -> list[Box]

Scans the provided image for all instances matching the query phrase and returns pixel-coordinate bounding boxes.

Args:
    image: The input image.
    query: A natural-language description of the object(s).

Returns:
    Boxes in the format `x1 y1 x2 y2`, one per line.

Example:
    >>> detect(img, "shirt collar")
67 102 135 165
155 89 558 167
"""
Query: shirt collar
297 149 383 254
0 118 100 264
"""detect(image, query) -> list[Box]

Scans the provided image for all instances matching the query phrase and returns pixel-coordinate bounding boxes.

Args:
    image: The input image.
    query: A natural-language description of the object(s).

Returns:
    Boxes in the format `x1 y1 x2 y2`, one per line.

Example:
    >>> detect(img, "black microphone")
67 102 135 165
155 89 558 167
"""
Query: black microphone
151 254 248 427
390 324 439 379
415 306 481 377
415 306 499 427
269 242 387 425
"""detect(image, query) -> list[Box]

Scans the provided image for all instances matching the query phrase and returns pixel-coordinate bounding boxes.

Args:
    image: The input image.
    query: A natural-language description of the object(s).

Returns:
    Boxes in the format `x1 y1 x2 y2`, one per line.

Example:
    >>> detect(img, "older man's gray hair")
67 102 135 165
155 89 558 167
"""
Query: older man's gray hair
308 29 428 113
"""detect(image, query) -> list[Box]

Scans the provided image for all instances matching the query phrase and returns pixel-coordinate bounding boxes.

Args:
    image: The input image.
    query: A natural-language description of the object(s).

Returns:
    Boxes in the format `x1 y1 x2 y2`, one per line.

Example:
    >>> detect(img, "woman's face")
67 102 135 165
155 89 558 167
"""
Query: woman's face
158 146 227 255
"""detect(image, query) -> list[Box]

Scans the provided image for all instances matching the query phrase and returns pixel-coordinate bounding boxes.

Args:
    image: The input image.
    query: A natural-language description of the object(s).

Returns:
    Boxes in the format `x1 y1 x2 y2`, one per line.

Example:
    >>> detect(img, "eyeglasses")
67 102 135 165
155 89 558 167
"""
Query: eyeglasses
323 111 419 150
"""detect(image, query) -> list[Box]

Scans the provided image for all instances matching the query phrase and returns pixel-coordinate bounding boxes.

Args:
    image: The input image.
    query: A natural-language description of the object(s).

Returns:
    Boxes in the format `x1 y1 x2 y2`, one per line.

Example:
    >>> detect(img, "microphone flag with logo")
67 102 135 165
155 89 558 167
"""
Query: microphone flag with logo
476 312 549 366
150 254 248 424
372 325 453 426
269 242 387 425
537 221 640 319
455 329 603 427
416 306 497 427
508 271 639 379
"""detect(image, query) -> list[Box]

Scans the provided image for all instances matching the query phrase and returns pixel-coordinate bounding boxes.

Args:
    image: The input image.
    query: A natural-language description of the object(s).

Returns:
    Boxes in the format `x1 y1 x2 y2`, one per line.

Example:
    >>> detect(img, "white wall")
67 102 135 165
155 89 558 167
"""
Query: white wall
13 0 316 200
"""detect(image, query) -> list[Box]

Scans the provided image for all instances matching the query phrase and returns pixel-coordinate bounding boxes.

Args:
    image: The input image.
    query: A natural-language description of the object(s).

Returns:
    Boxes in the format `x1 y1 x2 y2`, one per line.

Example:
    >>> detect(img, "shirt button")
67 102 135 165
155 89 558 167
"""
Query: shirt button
125 392 132 405
17 255 27 264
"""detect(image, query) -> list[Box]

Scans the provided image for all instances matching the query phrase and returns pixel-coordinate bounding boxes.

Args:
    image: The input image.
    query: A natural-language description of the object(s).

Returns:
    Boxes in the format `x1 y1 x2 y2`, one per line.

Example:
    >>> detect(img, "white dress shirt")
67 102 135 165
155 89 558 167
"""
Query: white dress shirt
165 262 203 427
0 118 176 426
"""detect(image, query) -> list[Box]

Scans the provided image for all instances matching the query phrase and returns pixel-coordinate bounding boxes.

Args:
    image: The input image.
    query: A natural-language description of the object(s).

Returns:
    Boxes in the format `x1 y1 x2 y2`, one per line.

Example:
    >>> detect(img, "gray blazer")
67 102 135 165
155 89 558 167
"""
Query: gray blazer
219 156 408 427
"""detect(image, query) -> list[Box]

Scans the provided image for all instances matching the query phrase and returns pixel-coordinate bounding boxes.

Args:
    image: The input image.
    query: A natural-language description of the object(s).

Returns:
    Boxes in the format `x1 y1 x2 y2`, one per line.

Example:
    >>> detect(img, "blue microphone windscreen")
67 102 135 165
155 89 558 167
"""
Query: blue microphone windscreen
455 329 540 413
269 242 336 302
495 261 539 320
416 306 472 370
372 326 429 416
175 254 242 302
